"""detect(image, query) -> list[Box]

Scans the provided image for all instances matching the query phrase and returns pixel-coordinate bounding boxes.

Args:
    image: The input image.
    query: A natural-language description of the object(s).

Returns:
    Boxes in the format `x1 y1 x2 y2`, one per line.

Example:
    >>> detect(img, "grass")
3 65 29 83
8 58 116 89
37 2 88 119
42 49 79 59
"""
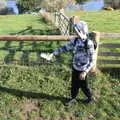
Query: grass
66 10 120 33
0 14 55 35
0 64 119 120
0 11 120 119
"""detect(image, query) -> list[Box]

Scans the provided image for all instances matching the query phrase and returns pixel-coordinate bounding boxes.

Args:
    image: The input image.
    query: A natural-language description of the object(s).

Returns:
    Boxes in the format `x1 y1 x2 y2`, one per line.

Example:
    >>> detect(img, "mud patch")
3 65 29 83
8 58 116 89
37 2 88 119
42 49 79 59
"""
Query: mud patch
19 99 43 120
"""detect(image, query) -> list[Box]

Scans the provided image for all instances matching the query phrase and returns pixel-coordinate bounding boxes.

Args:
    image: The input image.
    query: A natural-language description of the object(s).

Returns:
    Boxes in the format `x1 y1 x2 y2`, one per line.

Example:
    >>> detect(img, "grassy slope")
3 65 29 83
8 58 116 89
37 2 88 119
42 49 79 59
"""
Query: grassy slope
0 12 119 120
66 10 120 33
0 15 54 35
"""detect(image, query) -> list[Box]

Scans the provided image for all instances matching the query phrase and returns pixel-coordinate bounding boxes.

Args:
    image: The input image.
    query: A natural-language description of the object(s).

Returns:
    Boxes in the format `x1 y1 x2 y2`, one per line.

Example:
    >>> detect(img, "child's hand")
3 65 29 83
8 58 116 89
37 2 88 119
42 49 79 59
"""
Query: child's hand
40 53 54 61
79 72 87 80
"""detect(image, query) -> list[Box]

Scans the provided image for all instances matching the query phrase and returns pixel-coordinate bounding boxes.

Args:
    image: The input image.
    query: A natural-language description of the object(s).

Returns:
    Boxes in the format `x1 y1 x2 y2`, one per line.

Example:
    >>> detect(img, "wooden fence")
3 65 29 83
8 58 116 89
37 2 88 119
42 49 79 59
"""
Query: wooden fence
55 12 73 35
98 32 120 69
98 43 120 70
0 35 75 41
0 33 119 73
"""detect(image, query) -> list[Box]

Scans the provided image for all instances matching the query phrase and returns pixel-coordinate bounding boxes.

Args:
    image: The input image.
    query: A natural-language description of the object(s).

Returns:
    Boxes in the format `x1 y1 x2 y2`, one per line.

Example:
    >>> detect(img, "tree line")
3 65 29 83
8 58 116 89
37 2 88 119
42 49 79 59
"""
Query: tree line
17 0 90 13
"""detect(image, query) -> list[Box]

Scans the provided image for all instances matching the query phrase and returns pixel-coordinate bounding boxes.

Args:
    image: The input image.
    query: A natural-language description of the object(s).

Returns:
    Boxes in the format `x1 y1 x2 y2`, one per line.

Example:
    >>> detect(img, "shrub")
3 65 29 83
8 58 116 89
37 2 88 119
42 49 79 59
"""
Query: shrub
39 11 54 24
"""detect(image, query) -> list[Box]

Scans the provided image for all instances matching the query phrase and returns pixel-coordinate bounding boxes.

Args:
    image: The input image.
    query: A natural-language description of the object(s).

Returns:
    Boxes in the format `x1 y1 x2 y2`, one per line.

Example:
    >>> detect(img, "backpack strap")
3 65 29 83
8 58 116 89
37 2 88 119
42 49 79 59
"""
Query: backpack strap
88 32 97 50
84 39 88 49
74 37 78 46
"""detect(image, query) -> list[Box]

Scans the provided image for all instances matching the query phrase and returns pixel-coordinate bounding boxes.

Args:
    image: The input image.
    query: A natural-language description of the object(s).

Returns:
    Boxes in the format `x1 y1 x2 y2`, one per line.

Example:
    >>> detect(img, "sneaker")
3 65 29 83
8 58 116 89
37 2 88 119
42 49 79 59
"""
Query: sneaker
82 98 93 104
65 98 77 106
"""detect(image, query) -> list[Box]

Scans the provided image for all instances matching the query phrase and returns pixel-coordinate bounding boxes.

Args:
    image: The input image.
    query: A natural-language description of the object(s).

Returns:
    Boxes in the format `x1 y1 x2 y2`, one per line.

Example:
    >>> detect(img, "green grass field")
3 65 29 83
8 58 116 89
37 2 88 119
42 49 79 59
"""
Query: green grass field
0 15 55 35
66 10 120 33
0 12 120 120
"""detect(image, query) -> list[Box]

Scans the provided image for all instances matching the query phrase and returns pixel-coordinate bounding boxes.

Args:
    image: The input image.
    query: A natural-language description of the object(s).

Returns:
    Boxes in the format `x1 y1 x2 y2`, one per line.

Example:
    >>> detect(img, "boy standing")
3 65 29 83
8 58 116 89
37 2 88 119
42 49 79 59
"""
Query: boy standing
41 20 95 105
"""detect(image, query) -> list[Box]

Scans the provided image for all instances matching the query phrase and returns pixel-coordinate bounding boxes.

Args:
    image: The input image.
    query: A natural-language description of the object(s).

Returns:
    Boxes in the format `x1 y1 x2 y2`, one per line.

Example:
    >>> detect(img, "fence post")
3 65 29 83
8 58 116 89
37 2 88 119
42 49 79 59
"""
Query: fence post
69 17 74 35
90 31 100 74
55 12 59 27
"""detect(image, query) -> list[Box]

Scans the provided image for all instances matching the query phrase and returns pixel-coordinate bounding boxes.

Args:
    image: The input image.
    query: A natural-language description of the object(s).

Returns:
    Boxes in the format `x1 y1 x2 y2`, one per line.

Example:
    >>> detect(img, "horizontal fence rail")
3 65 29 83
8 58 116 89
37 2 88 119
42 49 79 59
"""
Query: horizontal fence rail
98 52 120 56
100 32 120 38
100 43 120 48
98 42 120 72
0 33 120 41
98 60 120 64
0 35 76 41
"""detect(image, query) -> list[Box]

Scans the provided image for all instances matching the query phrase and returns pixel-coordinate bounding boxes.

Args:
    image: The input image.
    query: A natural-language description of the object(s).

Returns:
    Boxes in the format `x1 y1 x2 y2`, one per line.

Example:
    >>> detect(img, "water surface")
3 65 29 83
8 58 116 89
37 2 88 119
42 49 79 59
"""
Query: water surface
66 0 104 11
6 0 19 14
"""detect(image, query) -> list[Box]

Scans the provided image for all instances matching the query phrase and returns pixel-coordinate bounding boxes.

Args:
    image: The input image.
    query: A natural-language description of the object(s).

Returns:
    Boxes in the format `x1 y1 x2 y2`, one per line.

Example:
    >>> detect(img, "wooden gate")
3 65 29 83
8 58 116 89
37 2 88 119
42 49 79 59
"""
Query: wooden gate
54 12 73 35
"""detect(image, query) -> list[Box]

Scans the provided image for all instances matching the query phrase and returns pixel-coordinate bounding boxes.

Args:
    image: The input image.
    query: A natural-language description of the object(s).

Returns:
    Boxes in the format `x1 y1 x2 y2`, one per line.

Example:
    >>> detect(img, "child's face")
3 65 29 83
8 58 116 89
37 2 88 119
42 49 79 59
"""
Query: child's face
73 16 80 23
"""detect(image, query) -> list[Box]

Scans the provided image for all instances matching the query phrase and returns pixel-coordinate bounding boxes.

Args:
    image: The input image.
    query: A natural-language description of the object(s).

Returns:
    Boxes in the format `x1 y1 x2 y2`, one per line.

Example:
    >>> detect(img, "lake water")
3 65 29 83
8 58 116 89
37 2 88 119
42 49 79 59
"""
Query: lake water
6 0 19 14
81 0 104 11
6 0 105 14
66 0 104 11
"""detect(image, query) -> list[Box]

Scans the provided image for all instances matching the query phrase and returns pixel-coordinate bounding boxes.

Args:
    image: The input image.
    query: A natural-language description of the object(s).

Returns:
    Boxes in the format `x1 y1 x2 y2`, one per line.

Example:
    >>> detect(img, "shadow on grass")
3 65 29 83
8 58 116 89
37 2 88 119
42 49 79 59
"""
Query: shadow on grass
100 67 120 79
10 26 60 35
4 49 16 64
0 86 69 103
0 26 61 65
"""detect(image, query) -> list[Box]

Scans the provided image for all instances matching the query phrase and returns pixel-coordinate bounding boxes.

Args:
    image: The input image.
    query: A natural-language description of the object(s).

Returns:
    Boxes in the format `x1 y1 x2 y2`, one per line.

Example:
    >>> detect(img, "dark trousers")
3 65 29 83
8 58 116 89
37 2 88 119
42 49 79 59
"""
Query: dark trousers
71 69 92 99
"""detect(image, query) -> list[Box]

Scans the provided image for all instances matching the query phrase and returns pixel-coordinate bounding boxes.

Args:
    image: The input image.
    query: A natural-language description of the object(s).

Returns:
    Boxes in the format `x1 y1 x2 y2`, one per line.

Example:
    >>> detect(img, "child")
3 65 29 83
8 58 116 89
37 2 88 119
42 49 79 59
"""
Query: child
41 20 95 105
